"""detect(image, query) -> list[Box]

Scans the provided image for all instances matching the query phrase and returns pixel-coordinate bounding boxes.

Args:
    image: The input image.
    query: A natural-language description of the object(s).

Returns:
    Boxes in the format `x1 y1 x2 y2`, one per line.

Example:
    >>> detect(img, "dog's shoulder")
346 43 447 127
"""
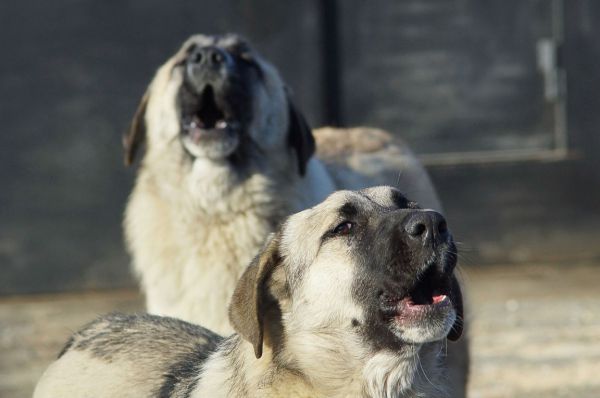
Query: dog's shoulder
313 127 442 210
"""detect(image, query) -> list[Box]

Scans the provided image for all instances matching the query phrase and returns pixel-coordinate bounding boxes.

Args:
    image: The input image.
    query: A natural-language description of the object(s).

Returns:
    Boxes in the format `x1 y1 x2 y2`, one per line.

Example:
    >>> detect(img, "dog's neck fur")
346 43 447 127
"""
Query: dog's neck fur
125 151 334 333
192 335 447 398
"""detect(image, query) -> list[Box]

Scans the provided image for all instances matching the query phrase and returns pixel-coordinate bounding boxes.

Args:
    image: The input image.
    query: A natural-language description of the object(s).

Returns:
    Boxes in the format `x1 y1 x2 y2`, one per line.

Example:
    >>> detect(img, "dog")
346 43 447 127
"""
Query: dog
122 34 468 395
123 33 441 334
35 186 464 398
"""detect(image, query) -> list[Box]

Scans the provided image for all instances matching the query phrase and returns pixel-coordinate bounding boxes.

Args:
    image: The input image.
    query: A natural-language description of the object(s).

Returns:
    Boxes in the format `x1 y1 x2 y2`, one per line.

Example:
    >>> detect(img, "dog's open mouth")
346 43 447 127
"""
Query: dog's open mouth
180 85 241 143
380 265 453 324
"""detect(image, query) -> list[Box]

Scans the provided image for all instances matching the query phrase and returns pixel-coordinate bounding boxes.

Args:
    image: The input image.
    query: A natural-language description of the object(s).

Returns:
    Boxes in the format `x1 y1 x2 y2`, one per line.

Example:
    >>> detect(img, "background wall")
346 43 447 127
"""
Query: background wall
1 0 599 294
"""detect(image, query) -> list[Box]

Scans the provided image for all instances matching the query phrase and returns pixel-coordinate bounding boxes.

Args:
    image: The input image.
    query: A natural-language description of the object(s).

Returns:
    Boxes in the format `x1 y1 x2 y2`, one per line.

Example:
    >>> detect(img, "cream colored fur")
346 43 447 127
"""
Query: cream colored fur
124 34 468 395
125 35 440 334
36 187 456 398
191 337 448 398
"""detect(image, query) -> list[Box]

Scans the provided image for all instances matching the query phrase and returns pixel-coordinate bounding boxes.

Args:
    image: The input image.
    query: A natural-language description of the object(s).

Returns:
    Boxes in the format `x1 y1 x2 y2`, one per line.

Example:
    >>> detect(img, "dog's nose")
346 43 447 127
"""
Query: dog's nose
188 46 228 69
403 211 448 246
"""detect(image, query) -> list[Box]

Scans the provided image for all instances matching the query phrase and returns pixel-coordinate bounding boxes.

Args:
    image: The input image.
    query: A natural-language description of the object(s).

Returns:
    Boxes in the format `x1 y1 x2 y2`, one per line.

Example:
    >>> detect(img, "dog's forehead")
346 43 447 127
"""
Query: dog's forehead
287 187 404 229
312 186 410 214
181 34 251 51
216 34 250 48
310 190 372 219
359 186 411 209
282 191 363 241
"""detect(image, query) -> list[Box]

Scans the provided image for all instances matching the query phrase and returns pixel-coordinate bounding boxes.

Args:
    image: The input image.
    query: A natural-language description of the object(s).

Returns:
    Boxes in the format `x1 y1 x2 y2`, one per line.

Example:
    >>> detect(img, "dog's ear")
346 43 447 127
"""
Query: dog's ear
286 95 315 176
229 232 282 358
123 91 149 166
447 274 464 341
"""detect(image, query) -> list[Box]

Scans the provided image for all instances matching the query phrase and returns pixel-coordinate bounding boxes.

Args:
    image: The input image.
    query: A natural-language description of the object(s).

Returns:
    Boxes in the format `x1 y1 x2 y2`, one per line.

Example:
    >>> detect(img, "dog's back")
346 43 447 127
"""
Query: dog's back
315 126 442 211
34 314 221 398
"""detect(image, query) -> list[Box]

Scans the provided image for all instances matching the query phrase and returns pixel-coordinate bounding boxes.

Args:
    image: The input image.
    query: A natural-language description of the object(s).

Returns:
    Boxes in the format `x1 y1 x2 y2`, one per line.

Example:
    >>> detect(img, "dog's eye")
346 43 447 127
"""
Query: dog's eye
228 43 253 61
333 221 354 235
239 51 254 62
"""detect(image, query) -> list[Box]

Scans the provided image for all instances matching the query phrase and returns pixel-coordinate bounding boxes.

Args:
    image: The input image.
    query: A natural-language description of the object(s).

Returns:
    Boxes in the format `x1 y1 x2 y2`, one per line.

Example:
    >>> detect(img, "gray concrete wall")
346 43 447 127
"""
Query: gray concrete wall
1 0 599 294
0 0 321 294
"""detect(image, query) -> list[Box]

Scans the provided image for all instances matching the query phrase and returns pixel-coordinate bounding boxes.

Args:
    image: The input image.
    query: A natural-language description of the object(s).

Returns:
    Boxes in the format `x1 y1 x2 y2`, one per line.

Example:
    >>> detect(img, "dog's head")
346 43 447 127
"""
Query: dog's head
229 186 463 363
124 34 314 175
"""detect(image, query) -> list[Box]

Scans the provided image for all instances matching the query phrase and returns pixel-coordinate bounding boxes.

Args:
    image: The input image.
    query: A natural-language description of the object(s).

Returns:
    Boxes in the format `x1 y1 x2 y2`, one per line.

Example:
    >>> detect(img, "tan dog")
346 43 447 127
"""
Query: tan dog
36 187 463 398
123 34 467 395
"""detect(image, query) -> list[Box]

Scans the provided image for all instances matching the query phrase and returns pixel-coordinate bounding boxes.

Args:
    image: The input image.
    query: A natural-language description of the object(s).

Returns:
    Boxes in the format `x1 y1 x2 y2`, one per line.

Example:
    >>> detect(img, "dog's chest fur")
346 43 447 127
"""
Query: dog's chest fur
125 158 329 333
189 335 446 398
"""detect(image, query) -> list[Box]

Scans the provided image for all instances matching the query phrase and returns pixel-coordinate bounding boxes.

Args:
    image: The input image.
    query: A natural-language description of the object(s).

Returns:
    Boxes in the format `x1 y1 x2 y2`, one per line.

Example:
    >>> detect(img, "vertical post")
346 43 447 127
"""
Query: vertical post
318 0 342 126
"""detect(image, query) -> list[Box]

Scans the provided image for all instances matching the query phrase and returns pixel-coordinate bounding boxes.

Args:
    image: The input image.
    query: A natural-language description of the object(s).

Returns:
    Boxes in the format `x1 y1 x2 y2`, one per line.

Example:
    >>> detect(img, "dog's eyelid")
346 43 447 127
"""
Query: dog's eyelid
239 52 254 61
227 42 252 57
319 220 356 244
332 220 355 235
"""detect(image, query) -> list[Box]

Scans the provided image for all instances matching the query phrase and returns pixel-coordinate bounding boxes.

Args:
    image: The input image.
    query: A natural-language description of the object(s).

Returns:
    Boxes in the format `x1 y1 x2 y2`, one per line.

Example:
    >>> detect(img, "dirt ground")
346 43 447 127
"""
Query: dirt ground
1 262 599 398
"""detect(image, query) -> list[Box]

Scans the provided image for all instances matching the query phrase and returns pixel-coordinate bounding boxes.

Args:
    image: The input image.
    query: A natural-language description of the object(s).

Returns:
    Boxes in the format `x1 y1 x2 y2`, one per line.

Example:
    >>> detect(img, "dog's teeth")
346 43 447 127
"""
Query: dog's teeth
216 120 227 129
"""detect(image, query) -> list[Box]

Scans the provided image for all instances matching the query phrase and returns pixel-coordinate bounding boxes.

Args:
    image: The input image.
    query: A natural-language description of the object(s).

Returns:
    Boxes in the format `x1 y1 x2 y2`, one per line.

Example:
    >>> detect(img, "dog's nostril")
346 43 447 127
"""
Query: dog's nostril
189 47 226 67
403 210 448 243
211 51 223 64
408 222 426 237
438 220 448 235
192 52 203 64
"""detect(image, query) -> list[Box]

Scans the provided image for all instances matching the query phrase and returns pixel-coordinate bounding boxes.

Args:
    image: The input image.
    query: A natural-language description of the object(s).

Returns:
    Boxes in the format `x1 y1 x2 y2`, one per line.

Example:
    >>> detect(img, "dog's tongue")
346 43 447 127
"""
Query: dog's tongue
188 117 205 142
432 294 447 304
189 127 202 143
186 116 237 143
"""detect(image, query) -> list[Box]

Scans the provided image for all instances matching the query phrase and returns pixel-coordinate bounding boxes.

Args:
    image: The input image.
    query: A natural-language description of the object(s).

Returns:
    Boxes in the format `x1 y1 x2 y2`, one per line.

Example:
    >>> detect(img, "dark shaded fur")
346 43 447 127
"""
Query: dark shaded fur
57 336 75 359
157 341 217 398
320 189 461 352
173 35 313 178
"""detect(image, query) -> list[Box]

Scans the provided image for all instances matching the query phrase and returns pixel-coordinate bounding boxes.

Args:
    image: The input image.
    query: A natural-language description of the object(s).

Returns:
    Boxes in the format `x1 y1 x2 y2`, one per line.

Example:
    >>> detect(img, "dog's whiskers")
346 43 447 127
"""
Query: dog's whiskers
415 349 448 397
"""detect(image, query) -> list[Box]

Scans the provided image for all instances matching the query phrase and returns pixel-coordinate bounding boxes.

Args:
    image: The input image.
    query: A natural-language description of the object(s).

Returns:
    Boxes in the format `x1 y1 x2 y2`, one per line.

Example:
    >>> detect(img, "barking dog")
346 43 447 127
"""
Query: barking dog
123 33 441 334
35 187 463 398
122 34 468 395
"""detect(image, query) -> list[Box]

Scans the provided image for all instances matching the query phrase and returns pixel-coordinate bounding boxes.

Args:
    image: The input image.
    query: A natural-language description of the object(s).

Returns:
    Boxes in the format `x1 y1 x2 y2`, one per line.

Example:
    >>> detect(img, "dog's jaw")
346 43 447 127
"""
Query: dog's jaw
178 83 246 160
380 269 459 344
362 345 448 398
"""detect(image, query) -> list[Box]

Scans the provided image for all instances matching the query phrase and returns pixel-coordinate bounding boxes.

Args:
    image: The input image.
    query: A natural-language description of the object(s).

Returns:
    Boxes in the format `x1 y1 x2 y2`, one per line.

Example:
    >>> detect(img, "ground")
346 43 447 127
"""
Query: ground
1 262 599 397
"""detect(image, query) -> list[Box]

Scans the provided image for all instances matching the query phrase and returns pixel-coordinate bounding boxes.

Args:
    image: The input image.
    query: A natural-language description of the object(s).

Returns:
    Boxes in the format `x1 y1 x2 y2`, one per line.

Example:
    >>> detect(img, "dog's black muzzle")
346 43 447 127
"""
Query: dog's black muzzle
369 209 457 294
355 207 463 346
177 43 255 149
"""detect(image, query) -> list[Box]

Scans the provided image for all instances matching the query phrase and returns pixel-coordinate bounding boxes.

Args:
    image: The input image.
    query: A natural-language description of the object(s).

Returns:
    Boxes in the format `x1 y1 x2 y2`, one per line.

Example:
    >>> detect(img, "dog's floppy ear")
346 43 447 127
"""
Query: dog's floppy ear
447 275 464 341
229 232 282 358
123 91 149 166
286 94 315 176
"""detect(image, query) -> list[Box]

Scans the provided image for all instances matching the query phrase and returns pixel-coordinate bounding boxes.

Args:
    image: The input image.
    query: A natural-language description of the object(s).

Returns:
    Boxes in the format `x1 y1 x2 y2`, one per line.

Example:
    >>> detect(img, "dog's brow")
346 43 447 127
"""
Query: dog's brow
339 202 358 218
390 189 409 209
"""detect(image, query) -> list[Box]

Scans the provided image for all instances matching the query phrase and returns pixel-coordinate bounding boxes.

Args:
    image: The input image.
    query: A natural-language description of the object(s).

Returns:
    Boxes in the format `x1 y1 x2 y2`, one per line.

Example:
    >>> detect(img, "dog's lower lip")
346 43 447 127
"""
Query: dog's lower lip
380 293 450 317
390 295 451 323
404 294 449 310
182 118 240 143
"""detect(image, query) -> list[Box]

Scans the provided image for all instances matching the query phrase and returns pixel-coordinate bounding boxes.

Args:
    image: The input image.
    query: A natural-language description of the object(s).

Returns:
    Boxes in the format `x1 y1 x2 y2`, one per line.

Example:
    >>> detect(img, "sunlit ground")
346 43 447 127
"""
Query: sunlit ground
1 262 599 397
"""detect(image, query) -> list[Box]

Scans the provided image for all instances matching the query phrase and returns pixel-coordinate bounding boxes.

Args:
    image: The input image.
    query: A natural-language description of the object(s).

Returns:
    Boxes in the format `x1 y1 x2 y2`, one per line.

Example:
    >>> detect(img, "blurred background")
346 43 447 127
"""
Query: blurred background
1 0 599 397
